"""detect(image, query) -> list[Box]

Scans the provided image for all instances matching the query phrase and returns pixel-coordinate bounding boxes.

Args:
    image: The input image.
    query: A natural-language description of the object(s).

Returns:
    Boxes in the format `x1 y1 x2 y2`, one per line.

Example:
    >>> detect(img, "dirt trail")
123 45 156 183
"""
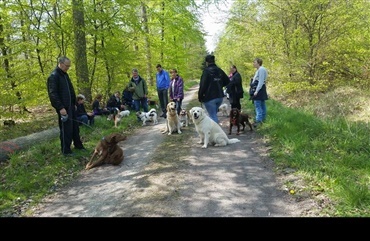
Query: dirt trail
27 86 317 217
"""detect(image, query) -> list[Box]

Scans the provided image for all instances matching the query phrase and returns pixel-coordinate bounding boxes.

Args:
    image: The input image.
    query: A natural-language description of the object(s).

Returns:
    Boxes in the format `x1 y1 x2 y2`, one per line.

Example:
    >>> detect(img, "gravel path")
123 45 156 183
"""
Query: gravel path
27 86 318 217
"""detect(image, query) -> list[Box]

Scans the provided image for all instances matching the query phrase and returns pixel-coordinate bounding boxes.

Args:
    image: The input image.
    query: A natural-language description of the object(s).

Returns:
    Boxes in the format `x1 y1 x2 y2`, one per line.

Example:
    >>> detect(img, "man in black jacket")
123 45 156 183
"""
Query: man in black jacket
198 54 230 124
47 56 85 156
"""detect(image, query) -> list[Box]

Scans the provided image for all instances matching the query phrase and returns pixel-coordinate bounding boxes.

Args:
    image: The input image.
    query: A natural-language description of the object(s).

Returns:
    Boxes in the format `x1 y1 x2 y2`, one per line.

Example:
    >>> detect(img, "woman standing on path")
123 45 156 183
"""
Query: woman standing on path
169 68 184 115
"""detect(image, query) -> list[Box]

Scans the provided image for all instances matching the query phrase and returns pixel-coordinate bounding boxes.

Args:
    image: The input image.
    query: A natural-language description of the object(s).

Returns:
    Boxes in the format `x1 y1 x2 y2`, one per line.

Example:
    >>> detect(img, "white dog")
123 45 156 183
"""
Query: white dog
162 102 182 135
136 108 158 126
107 108 130 128
189 106 240 148
218 103 229 117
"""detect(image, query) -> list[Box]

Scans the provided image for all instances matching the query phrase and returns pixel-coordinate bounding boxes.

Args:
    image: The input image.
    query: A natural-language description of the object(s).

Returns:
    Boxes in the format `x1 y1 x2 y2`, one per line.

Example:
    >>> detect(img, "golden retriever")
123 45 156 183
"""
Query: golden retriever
162 101 182 135
85 133 127 170
189 106 240 148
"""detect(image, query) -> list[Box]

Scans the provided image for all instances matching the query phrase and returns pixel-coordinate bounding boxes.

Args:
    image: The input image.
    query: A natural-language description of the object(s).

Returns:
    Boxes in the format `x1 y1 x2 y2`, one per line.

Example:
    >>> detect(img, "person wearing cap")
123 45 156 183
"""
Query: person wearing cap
198 54 230 124
155 64 170 118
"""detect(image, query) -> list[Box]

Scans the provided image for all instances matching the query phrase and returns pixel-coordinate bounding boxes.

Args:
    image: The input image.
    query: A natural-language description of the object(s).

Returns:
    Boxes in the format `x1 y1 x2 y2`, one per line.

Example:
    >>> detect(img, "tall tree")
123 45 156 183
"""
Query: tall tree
72 0 90 101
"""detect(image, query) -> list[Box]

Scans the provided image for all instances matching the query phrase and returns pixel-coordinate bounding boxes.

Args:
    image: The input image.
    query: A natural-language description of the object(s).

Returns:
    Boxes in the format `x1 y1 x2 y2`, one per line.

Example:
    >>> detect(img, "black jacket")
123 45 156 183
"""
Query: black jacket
198 63 230 102
47 66 76 111
226 71 244 99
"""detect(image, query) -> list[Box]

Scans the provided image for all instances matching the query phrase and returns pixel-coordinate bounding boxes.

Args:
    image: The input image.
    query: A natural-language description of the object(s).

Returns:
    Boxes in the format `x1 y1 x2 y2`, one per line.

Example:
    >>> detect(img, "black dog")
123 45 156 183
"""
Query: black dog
228 108 253 135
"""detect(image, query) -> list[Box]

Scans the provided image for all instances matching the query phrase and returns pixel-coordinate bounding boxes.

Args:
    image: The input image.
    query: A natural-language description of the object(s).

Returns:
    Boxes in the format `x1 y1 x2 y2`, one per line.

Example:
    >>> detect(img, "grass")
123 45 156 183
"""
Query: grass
1 80 369 216
245 88 370 216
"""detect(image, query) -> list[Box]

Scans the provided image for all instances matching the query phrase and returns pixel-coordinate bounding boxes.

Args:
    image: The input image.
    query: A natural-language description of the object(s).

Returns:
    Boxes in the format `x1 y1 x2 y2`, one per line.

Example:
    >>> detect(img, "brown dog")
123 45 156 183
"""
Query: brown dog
85 133 127 170
228 108 253 135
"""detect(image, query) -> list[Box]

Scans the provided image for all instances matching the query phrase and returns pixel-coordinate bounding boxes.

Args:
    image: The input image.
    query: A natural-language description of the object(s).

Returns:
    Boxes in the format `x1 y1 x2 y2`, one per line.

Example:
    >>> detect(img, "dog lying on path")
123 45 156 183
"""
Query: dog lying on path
85 133 127 170
229 108 253 135
190 106 240 148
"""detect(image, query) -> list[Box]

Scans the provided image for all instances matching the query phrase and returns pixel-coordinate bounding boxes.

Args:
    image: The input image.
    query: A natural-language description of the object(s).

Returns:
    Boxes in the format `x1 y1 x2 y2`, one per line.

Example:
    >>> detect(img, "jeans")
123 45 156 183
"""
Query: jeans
134 98 149 120
254 100 266 123
203 97 223 124
77 115 88 125
173 99 183 115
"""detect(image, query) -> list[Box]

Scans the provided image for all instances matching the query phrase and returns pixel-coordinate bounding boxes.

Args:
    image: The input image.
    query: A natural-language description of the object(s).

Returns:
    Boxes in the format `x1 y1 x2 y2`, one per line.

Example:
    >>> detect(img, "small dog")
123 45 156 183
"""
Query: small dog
85 133 127 170
136 108 158 126
218 103 229 117
229 108 253 135
162 102 182 135
179 108 191 127
108 108 130 128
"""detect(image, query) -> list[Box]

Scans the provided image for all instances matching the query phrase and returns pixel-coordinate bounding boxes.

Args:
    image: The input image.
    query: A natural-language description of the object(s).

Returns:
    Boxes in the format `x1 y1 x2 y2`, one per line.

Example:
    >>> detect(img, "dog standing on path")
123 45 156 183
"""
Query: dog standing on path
228 108 253 135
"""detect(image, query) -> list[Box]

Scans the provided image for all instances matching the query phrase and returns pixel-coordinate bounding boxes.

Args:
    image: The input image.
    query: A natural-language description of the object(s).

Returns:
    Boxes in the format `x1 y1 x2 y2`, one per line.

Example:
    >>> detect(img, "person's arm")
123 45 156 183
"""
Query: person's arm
47 73 64 112
177 77 184 100
198 71 207 102
255 68 267 94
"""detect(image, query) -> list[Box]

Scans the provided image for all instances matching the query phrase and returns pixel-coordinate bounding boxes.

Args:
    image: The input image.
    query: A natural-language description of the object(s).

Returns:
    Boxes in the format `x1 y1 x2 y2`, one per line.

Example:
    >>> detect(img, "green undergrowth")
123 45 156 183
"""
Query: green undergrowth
254 99 370 216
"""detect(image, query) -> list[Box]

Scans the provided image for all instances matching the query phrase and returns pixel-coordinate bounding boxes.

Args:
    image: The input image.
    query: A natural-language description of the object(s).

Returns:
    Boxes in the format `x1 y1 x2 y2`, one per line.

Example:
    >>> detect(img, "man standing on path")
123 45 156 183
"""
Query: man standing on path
198 54 230 124
155 64 170 118
47 56 85 156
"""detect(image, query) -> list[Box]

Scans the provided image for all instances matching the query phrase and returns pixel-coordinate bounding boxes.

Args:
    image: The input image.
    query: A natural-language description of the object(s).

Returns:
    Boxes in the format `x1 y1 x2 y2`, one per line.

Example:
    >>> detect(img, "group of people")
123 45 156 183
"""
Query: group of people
198 54 268 128
47 55 267 156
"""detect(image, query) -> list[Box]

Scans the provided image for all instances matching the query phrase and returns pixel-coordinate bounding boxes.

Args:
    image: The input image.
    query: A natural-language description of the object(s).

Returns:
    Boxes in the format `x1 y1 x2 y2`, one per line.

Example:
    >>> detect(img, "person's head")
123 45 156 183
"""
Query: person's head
205 54 215 66
77 94 85 103
230 65 237 73
170 68 178 78
253 58 263 68
114 91 120 98
95 94 103 100
156 64 162 72
132 68 139 78
58 56 71 72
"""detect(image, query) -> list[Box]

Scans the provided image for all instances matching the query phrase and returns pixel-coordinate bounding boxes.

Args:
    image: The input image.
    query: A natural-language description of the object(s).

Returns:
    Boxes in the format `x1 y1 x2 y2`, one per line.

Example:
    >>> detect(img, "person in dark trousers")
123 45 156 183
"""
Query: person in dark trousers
92 94 110 116
122 86 134 110
198 54 230 124
155 64 170 118
169 68 184 115
47 56 85 156
226 65 244 110
106 91 125 113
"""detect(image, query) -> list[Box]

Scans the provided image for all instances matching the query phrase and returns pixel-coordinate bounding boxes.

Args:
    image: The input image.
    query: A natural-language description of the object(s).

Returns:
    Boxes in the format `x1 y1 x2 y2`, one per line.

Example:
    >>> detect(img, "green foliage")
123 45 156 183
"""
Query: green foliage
256 99 370 216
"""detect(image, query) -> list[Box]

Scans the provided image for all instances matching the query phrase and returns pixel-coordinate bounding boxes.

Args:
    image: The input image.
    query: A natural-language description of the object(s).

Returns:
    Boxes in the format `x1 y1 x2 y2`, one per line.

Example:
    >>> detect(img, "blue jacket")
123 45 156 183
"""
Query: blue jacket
156 69 170 90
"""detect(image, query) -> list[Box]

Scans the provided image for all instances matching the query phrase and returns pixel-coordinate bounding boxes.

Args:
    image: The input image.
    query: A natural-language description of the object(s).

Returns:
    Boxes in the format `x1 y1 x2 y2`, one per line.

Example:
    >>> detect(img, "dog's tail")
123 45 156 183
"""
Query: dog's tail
227 138 240 144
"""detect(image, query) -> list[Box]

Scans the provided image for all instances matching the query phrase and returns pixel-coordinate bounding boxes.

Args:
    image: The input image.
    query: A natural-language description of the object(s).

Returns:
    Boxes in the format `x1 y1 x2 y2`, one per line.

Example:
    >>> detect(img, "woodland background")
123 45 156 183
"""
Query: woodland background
1 0 370 121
